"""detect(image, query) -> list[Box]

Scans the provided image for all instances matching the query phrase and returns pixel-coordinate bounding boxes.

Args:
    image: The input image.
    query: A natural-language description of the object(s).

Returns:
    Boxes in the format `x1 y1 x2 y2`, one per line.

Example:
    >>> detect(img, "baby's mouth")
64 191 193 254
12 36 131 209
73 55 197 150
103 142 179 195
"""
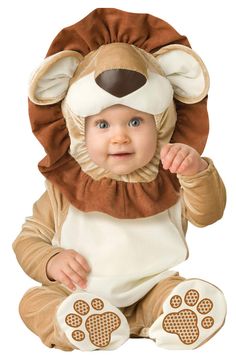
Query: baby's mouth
109 152 133 158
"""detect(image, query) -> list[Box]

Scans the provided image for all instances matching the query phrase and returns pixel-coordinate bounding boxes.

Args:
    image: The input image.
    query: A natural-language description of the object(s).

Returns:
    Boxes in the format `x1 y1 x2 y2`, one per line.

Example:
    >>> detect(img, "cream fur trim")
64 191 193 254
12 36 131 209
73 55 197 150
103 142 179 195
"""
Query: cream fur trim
65 70 173 116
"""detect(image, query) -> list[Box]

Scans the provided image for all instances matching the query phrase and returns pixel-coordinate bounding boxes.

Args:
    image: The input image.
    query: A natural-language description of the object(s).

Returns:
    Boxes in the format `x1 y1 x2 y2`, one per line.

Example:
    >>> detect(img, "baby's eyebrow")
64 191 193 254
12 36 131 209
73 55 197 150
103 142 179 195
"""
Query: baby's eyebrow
93 115 146 125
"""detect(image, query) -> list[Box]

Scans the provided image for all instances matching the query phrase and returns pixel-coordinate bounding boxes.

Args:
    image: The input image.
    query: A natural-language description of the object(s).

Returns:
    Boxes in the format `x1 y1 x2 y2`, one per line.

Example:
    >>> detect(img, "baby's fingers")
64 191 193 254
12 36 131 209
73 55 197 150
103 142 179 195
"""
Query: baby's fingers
69 259 89 282
176 155 194 175
64 265 87 289
168 150 189 173
58 270 77 291
75 253 91 273
160 143 172 163
161 144 182 170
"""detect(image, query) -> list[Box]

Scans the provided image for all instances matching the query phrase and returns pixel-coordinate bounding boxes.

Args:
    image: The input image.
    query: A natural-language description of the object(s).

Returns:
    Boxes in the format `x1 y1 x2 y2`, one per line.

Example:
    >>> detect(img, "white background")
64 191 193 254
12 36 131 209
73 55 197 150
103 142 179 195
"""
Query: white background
1 0 235 356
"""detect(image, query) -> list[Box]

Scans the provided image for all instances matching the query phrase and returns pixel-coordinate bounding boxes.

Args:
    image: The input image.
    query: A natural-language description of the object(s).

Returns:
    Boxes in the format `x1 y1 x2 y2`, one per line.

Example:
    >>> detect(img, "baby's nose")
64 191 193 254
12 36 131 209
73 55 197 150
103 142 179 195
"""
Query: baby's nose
111 133 130 144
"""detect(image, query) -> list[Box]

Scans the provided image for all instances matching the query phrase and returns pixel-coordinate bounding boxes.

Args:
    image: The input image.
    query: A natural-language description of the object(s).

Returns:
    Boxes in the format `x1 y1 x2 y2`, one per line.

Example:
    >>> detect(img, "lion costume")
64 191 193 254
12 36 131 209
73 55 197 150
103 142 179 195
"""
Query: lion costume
13 8 227 351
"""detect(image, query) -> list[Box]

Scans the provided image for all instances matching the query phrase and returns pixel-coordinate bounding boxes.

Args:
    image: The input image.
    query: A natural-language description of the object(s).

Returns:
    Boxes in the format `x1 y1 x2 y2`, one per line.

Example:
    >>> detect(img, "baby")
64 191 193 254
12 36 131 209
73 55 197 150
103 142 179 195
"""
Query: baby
13 8 227 352
46 104 208 292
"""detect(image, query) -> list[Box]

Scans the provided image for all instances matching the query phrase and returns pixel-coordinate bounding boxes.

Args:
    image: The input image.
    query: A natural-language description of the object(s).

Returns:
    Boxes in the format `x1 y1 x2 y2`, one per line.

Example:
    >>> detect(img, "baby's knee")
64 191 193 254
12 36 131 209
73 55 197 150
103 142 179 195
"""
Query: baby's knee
19 287 42 324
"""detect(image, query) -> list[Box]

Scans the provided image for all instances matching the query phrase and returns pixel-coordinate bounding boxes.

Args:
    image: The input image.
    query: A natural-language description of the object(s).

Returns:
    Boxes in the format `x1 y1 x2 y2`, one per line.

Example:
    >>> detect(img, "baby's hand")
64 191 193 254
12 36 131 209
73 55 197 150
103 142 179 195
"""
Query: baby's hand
160 143 208 176
46 249 91 291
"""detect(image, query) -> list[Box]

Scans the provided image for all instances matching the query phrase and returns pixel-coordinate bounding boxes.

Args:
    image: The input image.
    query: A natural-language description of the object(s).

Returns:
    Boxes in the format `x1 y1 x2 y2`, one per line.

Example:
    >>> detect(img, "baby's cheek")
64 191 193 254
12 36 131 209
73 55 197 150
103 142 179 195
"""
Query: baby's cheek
141 146 156 167
86 143 99 163
148 135 158 158
90 147 107 168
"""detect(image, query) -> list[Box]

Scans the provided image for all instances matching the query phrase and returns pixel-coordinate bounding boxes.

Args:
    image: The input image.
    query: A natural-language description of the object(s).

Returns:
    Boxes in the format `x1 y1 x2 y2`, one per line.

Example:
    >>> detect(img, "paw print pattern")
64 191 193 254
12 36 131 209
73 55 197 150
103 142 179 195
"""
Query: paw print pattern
65 298 121 348
163 289 214 345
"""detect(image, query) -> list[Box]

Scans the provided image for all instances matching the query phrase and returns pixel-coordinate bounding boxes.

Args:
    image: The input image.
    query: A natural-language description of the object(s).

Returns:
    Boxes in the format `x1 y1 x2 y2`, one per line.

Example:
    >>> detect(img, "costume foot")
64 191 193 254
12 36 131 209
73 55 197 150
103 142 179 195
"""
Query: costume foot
149 279 226 349
56 292 130 351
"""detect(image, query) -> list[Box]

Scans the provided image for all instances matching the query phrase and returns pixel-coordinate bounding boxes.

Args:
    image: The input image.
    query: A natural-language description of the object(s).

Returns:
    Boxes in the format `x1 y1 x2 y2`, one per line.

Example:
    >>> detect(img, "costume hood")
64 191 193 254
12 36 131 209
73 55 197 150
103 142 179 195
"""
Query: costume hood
28 8 209 218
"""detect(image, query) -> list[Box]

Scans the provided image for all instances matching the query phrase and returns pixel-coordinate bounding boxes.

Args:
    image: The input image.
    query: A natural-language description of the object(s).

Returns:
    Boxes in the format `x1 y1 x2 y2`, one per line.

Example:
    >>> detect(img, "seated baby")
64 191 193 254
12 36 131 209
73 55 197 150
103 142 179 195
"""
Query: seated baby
13 8 227 352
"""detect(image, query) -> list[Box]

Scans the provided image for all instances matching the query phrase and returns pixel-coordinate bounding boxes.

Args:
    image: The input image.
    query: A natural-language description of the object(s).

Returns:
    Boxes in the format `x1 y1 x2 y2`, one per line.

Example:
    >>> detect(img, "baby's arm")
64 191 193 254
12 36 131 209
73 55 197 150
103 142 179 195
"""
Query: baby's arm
161 143 226 227
13 187 90 290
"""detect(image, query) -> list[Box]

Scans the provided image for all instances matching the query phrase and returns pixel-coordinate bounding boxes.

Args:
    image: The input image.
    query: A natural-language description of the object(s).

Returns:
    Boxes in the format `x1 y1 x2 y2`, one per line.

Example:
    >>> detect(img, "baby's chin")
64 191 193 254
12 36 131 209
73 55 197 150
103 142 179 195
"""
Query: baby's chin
92 155 151 176
104 159 153 176
107 164 143 176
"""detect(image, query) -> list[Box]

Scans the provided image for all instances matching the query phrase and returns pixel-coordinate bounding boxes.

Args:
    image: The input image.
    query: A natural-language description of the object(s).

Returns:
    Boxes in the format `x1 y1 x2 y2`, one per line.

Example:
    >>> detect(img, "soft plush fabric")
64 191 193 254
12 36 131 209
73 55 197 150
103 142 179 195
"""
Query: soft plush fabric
13 8 227 351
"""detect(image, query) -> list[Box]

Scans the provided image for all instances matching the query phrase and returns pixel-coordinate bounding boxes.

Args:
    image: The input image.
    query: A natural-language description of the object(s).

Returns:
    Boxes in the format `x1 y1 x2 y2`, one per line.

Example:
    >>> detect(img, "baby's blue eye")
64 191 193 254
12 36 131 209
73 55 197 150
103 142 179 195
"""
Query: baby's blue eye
96 121 109 129
129 117 142 127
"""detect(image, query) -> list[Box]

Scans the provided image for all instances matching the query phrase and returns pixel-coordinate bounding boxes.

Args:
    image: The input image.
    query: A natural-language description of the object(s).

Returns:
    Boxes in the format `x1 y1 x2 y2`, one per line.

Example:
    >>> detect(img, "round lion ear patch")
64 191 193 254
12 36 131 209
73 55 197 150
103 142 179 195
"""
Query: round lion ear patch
95 69 146 97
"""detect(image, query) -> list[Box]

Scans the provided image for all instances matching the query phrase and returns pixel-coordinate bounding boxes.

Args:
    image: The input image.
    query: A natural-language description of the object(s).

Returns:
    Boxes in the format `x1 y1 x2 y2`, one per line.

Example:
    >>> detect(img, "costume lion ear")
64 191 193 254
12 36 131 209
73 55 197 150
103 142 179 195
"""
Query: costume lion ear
29 50 83 105
153 44 209 104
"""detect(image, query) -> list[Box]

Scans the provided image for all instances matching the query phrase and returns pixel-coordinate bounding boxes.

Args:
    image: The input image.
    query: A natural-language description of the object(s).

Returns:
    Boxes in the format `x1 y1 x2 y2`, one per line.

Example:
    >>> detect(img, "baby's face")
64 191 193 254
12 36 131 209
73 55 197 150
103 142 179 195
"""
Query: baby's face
85 105 157 175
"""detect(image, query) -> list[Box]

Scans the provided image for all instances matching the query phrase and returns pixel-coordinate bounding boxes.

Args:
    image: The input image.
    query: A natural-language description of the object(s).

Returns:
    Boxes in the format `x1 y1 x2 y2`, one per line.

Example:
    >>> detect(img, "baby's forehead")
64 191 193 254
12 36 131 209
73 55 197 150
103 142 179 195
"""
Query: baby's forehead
88 104 153 119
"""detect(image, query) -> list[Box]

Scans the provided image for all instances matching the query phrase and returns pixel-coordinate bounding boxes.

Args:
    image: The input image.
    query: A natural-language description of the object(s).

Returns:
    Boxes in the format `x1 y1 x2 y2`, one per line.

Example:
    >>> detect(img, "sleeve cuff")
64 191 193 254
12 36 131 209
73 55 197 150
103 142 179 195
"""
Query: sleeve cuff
40 247 64 285
177 157 215 183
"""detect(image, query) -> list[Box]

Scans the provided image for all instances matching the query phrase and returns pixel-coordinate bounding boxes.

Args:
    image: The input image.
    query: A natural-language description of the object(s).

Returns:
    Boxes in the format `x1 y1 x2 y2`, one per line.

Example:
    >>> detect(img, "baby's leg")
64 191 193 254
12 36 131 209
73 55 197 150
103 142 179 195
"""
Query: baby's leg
147 277 226 349
19 285 130 351
19 284 73 350
121 275 226 349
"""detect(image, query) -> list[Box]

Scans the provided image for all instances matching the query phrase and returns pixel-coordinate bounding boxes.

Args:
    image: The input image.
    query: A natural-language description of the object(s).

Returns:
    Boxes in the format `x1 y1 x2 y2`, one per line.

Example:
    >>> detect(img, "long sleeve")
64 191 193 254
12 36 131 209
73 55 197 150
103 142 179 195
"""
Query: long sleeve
177 158 226 227
12 188 64 285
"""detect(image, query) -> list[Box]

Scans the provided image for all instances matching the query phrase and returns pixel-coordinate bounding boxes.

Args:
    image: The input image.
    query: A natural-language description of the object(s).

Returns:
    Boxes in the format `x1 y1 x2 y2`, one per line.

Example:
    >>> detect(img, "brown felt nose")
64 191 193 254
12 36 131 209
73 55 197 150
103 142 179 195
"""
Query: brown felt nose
95 69 147 98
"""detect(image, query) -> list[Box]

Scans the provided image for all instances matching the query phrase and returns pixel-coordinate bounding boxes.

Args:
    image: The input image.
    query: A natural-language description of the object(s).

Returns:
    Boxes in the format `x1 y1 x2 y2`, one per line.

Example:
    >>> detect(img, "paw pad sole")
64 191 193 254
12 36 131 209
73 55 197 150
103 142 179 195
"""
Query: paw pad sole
149 279 227 349
56 293 129 351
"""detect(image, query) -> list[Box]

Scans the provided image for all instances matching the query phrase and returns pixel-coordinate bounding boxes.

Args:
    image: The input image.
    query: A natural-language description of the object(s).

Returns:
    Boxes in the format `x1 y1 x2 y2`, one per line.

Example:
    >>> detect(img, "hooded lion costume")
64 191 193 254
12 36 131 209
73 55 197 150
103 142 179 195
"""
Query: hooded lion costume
13 8 226 351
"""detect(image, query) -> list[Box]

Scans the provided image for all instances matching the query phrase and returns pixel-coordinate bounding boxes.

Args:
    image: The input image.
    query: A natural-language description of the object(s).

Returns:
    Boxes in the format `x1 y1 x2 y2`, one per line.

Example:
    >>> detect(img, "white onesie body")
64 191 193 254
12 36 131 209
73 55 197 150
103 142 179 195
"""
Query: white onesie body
54 198 188 307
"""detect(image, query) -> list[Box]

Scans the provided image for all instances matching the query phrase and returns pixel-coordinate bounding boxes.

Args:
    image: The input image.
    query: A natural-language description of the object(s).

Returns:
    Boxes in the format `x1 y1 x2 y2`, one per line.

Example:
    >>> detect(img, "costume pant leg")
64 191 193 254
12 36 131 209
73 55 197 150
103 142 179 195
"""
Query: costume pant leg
120 275 185 338
19 284 74 351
